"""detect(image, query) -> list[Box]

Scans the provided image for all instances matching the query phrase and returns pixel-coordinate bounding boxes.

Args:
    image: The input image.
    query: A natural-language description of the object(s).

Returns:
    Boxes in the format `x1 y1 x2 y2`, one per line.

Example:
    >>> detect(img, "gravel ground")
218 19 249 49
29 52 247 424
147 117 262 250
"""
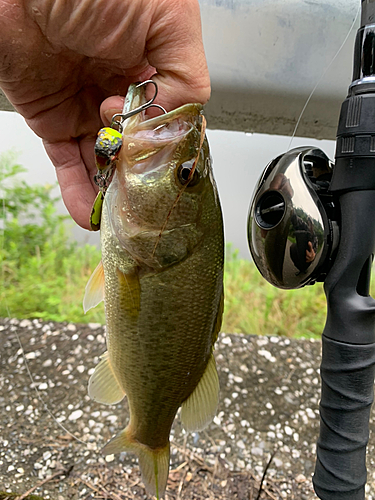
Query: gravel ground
1 318 375 499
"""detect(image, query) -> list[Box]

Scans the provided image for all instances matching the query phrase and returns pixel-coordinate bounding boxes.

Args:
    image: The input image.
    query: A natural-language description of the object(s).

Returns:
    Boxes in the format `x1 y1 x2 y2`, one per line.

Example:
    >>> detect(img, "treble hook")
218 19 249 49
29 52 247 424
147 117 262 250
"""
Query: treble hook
111 80 167 131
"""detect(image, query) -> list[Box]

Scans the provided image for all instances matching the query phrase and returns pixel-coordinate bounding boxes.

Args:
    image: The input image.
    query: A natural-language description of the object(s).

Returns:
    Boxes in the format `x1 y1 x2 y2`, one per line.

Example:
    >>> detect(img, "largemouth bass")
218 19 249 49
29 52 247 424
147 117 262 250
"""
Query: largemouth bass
84 83 224 499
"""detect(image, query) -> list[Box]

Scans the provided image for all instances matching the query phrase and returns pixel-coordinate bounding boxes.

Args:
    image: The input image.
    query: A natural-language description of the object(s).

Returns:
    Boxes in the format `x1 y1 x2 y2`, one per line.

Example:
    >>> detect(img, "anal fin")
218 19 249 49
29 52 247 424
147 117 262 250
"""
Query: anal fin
180 353 219 432
88 351 125 405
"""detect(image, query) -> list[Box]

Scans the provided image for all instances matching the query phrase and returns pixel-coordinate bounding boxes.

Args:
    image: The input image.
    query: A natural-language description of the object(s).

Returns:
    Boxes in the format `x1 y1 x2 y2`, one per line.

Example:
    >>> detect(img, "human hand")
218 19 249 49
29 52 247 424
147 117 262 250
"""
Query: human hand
305 241 316 263
269 173 294 199
0 0 210 229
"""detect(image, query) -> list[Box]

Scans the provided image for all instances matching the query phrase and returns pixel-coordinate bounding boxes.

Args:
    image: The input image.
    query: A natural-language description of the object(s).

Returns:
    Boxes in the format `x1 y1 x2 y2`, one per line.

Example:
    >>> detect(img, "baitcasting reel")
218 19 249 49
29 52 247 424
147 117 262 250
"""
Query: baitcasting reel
247 147 340 289
249 4 375 499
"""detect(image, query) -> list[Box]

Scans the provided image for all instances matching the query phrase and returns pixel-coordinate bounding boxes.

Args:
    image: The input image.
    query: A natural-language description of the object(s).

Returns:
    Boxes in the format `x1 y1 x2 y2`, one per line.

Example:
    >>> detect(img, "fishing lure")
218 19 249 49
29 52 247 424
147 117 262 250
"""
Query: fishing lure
90 80 166 231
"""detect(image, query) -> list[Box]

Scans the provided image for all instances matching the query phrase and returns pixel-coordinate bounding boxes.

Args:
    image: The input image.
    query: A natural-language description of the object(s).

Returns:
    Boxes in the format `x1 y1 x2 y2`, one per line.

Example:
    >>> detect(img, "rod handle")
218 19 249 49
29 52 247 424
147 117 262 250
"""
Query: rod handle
313 335 375 499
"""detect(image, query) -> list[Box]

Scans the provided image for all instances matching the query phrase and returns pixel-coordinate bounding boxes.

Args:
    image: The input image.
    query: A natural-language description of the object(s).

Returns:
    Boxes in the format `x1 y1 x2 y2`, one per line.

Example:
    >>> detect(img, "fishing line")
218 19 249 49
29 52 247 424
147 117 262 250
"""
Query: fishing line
288 2 360 150
8 306 86 446
152 114 207 257
0 163 86 446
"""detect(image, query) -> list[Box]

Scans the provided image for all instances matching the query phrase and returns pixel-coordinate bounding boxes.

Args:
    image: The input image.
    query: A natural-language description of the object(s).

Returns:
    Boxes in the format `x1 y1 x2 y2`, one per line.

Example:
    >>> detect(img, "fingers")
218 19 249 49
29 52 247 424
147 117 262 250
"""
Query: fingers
14 0 211 234
146 0 211 111
305 242 316 263
44 138 97 230
98 0 211 119
100 96 125 126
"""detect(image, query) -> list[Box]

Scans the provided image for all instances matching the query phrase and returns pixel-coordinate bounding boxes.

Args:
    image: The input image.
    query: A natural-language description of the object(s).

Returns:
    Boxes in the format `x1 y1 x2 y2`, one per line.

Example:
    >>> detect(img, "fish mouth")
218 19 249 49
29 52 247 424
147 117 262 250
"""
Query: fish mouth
103 82 206 266
117 83 204 176
121 82 203 137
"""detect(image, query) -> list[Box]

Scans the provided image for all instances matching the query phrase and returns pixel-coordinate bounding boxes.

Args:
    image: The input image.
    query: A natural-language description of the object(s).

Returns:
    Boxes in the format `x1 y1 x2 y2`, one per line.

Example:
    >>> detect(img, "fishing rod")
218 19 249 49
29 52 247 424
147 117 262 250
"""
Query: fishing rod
248 0 375 498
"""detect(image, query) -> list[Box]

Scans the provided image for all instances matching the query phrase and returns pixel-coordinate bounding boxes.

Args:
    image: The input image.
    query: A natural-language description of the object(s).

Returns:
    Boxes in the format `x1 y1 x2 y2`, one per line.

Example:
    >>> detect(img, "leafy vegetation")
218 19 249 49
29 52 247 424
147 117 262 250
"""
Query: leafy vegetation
0 151 333 338
0 151 104 323
223 245 327 339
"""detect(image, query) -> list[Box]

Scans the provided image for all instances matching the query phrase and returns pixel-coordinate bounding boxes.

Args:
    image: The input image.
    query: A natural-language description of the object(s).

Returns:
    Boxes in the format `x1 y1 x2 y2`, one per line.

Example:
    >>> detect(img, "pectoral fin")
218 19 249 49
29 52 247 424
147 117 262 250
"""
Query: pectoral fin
180 353 219 432
88 351 125 405
117 268 141 319
83 260 105 313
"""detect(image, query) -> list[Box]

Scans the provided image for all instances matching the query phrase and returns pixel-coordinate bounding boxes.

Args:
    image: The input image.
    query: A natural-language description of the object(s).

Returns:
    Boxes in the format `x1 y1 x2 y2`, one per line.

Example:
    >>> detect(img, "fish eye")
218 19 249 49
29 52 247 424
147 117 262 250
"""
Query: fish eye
177 160 200 187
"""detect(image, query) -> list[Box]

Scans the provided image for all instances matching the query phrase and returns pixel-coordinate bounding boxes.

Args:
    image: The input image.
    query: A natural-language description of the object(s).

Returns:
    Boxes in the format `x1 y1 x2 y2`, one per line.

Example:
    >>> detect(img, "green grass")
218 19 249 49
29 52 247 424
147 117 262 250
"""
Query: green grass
0 151 104 324
223 246 327 338
0 150 342 339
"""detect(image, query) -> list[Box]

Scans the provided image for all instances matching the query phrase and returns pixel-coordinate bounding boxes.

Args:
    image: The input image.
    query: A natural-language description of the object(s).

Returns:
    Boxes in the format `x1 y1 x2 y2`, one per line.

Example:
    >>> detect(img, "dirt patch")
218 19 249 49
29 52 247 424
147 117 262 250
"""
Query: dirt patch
1 318 375 499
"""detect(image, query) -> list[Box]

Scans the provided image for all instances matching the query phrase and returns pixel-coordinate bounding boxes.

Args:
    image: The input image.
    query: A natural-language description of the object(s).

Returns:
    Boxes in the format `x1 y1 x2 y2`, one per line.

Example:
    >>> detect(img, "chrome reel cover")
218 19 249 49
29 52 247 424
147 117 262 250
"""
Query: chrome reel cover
248 147 339 289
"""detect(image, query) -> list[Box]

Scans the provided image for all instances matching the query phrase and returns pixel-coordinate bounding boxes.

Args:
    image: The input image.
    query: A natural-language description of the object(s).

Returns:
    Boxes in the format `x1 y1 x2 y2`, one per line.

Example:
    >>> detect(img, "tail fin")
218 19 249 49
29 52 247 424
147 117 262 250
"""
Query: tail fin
102 427 170 499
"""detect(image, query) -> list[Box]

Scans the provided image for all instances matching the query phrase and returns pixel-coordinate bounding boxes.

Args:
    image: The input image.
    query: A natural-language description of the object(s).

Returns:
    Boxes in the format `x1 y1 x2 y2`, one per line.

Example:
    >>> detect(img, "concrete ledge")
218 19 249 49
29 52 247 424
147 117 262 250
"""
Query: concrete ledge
0 0 359 140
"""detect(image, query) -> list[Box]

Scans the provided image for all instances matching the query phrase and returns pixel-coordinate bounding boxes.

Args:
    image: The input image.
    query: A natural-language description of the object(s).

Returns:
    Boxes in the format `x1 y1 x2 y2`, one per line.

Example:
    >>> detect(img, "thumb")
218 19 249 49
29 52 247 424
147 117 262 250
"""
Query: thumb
100 96 125 126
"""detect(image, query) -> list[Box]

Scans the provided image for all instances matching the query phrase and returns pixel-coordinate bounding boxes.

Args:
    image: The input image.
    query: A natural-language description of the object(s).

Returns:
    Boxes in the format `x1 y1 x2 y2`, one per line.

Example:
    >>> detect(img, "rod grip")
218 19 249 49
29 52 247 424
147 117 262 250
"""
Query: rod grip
313 335 375 499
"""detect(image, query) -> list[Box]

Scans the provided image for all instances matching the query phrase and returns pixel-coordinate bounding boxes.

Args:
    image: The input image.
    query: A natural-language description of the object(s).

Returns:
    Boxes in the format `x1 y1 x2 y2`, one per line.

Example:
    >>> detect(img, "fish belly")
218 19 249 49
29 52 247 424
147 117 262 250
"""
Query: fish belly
101 212 223 449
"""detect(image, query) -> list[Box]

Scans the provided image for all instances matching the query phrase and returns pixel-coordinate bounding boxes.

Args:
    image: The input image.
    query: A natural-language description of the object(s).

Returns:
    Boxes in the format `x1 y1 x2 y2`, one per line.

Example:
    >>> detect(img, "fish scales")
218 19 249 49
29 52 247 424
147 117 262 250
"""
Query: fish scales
85 83 224 499
101 201 223 447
